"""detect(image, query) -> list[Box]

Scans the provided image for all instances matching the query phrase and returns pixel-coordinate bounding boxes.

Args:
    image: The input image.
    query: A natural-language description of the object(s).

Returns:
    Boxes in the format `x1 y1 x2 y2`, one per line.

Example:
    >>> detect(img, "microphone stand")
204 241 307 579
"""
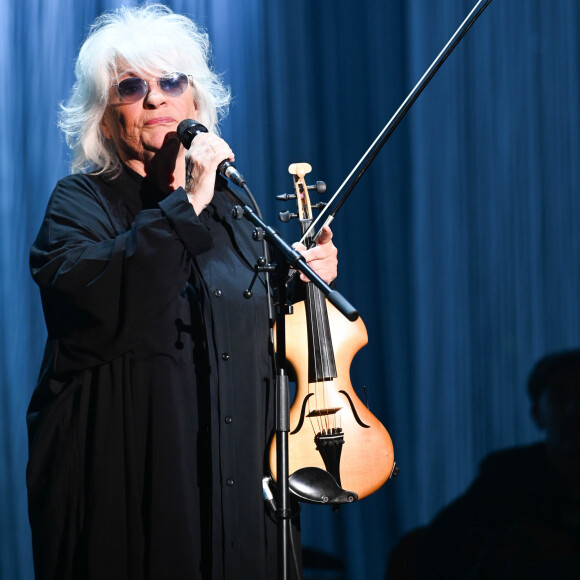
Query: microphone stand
223 183 358 580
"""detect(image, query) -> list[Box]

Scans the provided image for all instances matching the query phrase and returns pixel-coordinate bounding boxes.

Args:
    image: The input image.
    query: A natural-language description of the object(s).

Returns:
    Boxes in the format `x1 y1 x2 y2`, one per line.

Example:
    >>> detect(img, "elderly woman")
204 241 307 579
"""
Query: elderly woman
27 4 337 580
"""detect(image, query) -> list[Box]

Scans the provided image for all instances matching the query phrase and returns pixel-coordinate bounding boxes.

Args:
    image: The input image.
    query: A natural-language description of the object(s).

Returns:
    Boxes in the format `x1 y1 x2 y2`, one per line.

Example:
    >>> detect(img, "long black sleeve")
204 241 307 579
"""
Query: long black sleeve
30 170 213 372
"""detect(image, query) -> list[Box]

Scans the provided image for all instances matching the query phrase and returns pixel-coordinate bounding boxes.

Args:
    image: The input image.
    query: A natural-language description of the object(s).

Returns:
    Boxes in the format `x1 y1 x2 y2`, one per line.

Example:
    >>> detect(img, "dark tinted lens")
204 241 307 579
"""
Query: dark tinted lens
158 73 189 96
117 77 147 102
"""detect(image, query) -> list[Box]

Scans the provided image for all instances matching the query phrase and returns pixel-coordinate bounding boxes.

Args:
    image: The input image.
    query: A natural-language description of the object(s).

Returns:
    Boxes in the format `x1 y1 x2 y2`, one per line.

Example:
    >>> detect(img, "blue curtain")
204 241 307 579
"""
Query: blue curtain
2 1 580 578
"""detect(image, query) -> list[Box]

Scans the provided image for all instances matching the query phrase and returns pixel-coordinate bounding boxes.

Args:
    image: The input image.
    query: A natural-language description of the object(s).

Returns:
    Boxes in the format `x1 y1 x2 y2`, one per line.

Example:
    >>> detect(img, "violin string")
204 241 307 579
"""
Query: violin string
305 202 334 434
312 286 326 433
306 282 324 435
315 287 332 433
300 174 334 436
298 176 326 436
315 289 328 434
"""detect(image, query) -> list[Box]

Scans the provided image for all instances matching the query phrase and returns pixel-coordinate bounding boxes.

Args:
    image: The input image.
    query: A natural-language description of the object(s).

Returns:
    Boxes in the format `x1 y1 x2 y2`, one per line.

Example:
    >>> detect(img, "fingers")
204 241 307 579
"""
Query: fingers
315 225 333 245
187 133 234 174
185 133 234 214
293 227 338 284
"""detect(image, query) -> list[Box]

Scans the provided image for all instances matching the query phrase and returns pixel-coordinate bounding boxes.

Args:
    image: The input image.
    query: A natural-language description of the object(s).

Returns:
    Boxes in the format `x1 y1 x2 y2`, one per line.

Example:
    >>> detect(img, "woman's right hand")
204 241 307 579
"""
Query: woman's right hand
185 132 235 215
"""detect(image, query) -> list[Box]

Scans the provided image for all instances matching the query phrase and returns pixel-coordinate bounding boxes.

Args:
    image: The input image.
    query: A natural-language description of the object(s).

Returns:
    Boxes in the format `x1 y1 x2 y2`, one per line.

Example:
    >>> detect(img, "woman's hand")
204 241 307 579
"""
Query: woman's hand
185 132 234 215
293 225 338 284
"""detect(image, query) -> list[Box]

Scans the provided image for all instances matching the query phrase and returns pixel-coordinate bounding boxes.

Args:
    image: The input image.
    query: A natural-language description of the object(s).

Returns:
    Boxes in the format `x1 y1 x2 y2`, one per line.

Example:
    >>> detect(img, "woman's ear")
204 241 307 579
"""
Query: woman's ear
100 122 111 140
100 112 112 140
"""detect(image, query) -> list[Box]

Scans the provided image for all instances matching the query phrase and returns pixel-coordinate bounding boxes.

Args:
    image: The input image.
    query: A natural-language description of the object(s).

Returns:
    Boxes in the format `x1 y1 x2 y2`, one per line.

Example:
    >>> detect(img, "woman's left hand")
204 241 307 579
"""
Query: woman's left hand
293 225 338 284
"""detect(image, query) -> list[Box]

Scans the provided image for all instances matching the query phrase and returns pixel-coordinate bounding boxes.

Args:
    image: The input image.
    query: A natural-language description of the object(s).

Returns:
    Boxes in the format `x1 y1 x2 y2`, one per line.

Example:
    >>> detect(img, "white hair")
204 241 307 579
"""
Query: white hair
59 3 231 176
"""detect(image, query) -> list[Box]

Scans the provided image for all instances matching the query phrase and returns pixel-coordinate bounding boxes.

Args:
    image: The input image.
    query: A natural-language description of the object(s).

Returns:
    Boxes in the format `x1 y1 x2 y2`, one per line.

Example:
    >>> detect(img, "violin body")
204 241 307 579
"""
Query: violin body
269 298 395 501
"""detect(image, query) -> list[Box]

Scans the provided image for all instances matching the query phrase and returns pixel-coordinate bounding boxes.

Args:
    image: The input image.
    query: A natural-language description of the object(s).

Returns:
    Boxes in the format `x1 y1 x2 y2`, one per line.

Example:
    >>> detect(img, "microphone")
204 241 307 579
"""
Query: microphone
177 119 246 187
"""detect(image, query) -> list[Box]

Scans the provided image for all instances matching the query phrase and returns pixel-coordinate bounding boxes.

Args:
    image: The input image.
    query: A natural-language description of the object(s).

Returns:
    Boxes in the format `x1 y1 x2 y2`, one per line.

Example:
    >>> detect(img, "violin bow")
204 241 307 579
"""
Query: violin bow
300 0 493 245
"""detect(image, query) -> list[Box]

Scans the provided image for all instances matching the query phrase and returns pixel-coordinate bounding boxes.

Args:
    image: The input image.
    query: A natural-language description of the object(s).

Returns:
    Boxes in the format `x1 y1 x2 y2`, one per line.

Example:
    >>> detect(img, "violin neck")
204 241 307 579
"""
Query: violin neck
305 282 337 382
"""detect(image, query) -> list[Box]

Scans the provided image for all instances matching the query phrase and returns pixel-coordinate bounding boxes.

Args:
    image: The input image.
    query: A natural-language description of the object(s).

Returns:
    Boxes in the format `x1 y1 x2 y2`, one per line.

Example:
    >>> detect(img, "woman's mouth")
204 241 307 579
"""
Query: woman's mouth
145 117 176 126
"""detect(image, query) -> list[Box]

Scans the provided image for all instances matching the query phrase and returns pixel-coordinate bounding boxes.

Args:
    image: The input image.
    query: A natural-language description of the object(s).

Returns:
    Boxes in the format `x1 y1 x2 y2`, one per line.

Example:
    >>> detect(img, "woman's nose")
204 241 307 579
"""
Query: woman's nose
144 82 166 106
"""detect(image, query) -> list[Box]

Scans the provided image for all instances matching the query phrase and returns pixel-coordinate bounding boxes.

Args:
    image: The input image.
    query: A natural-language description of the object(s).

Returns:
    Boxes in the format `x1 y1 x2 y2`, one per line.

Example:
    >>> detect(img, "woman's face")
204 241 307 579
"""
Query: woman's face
101 70 198 169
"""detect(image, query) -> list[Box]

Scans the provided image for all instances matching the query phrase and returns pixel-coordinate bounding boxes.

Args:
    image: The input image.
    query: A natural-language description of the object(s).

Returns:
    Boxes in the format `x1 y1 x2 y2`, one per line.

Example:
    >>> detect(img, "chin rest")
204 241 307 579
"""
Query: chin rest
288 467 358 504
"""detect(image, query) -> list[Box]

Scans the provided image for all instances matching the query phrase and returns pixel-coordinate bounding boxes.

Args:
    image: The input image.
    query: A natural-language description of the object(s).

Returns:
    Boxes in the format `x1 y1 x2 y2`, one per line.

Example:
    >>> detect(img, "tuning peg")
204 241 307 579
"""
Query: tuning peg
276 182 325 201
307 181 326 194
311 202 327 211
276 193 297 201
278 211 298 223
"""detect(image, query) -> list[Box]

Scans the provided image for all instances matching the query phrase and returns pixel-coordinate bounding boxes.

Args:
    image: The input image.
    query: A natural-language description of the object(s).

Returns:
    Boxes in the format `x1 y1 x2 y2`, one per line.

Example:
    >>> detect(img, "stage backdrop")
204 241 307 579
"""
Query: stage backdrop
2 1 580 578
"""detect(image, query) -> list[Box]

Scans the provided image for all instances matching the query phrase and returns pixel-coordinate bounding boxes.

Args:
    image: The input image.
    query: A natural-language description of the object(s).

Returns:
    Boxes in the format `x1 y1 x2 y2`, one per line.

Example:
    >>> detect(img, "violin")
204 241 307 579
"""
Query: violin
269 163 396 504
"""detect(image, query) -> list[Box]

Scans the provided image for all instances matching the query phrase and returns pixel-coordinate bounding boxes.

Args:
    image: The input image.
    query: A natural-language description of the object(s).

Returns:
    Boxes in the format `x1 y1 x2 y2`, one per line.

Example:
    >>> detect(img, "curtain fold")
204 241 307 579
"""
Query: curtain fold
2 1 580 578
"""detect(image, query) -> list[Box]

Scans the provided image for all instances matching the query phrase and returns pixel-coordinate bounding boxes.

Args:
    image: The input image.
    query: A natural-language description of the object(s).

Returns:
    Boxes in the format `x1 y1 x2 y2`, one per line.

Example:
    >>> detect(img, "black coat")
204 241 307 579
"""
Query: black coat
27 166 286 579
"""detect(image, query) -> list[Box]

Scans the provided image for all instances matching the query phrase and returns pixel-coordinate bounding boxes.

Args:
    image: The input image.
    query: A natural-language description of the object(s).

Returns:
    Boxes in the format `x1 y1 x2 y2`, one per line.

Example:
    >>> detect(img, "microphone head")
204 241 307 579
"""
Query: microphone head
177 119 208 149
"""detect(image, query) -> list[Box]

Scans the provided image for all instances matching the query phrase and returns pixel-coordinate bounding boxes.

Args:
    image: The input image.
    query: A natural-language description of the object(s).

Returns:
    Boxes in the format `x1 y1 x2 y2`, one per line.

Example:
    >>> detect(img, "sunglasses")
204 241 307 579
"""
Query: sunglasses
112 73 193 103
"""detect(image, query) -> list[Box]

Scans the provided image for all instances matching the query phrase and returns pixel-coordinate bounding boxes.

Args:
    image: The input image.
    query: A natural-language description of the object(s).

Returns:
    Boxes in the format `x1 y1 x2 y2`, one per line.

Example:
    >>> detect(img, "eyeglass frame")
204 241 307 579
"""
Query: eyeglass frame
110 73 195 103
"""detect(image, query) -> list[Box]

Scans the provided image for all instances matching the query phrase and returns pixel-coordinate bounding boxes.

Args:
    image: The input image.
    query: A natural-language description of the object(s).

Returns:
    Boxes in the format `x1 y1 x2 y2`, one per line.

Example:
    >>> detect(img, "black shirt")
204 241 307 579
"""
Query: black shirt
27 166 280 579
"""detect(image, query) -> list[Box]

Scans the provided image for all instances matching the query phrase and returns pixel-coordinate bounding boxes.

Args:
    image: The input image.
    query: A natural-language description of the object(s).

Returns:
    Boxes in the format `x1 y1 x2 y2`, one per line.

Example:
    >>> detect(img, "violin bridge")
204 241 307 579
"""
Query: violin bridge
306 406 342 418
